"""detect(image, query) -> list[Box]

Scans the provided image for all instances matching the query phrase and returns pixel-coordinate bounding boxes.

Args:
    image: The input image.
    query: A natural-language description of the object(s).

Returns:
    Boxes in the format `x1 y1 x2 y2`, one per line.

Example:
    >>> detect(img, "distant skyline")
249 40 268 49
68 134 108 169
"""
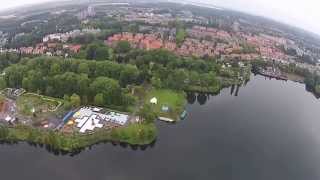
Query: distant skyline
0 0 319 35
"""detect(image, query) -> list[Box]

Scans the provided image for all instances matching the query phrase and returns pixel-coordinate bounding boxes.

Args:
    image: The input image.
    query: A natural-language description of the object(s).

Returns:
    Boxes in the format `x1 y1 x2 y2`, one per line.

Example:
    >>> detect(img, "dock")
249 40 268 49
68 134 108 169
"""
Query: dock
158 117 175 123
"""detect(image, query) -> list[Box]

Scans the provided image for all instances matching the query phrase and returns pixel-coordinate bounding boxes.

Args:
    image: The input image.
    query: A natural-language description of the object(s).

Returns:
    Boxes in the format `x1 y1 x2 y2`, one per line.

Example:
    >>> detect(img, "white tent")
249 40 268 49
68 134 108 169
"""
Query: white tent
5 116 11 122
150 97 158 104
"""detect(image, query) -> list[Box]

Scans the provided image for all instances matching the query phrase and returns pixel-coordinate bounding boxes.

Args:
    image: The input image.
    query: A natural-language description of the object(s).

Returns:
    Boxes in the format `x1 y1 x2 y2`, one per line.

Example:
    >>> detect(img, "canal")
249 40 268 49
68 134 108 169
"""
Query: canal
1 74 320 180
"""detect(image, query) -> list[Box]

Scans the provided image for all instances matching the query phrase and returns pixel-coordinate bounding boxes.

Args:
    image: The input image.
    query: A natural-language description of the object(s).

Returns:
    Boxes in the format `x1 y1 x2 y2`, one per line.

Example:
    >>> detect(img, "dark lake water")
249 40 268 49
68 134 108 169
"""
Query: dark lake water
1 75 320 180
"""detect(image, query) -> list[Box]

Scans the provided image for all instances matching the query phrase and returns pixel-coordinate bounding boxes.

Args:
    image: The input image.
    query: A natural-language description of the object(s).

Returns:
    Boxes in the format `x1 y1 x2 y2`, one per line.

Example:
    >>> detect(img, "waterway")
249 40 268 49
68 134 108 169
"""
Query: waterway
1 75 320 180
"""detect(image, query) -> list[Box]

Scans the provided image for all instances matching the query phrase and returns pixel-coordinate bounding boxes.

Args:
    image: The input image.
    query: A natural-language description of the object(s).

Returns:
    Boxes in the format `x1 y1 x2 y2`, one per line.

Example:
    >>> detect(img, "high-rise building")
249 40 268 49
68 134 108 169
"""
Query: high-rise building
76 5 96 20
87 5 96 17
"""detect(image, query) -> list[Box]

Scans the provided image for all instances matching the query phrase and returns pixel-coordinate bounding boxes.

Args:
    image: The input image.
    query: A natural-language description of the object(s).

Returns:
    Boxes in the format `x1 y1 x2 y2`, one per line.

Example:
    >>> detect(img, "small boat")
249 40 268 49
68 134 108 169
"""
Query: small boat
180 110 187 120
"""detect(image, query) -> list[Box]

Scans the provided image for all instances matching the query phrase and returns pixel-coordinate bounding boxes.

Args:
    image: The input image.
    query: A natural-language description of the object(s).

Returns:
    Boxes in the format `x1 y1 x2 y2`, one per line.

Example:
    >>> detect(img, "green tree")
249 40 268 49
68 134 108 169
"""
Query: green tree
50 63 61 75
27 129 40 142
315 85 320 94
90 77 122 105
78 63 90 74
26 70 43 92
46 131 58 148
63 101 72 111
45 86 55 97
138 104 158 124
167 69 187 90
94 93 104 106
115 41 131 54
0 126 9 139
4 64 25 88
63 94 70 101
85 43 110 60
70 93 81 107
0 77 7 90
95 46 110 60
119 65 139 87
151 76 162 88
188 71 200 86
77 74 90 96
86 43 99 60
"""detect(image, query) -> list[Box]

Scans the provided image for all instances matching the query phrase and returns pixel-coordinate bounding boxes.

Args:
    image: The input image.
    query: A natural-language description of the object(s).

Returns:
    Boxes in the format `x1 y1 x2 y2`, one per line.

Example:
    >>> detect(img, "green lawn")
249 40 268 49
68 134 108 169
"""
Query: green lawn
145 89 186 120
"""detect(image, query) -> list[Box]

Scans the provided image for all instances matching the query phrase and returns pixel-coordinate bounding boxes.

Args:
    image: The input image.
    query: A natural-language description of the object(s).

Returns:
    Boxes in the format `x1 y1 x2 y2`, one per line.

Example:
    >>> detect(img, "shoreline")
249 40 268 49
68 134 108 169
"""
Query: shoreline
0 123 157 152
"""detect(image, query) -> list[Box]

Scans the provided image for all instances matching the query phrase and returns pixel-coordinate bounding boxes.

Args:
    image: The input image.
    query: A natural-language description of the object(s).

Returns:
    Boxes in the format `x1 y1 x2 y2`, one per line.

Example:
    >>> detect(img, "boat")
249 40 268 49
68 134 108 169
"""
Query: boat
180 110 187 120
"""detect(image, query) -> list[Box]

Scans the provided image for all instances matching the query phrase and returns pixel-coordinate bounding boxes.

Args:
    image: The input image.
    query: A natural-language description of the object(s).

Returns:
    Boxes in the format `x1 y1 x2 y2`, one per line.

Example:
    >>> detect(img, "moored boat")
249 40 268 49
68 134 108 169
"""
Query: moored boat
180 110 187 120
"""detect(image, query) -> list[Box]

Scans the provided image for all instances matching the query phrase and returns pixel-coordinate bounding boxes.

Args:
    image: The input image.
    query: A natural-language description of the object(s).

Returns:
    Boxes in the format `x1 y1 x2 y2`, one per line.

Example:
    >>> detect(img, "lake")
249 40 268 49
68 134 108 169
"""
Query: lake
1 74 320 180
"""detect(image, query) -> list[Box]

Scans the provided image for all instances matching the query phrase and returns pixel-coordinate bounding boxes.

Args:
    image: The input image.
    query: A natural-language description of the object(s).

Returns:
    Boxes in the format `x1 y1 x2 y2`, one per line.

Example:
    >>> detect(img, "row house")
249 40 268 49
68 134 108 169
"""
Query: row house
260 46 289 62
107 32 264 60
0 49 19 54
20 47 34 54
222 53 260 61
245 35 273 47
187 26 231 41
63 44 82 53
18 43 81 56
177 38 217 57
42 29 97 43
260 34 287 46
164 42 177 52
106 32 166 51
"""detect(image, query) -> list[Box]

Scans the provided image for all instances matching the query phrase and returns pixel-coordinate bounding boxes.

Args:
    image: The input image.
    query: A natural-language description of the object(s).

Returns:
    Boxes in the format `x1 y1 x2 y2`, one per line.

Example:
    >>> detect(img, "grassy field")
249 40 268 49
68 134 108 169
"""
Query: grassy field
145 89 186 120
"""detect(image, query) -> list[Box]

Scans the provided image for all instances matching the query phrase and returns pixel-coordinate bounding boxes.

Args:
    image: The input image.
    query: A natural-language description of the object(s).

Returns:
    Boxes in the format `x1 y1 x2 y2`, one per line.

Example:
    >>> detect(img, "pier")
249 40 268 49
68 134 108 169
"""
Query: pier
158 117 175 123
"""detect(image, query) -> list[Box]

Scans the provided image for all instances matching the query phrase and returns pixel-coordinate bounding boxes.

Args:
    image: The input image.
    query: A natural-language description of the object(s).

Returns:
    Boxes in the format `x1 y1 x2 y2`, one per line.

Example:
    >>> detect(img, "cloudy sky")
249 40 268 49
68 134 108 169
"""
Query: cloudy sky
195 0 318 34
0 0 319 35
0 0 56 10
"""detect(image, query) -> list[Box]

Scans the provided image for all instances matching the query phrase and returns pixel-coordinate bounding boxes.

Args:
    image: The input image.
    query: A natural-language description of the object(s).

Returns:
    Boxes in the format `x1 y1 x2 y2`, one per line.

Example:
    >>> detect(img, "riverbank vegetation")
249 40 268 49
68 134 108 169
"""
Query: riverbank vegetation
304 73 320 96
252 59 320 96
0 123 156 152
252 59 310 80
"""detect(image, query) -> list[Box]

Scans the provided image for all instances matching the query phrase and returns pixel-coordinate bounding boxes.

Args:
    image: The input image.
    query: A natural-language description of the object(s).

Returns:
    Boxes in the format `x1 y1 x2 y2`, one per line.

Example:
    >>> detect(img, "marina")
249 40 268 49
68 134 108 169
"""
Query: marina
258 66 288 80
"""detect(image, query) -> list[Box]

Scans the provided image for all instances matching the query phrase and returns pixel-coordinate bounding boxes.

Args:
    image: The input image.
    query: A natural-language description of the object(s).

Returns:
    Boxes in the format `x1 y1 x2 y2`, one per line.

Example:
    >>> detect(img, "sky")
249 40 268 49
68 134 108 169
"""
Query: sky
0 0 319 35
0 0 57 10
194 0 319 35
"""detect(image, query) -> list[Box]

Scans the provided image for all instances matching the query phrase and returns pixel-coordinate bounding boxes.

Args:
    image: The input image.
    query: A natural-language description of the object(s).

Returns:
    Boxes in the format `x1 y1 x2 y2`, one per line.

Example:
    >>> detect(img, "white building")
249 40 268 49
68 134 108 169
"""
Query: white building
72 107 129 133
